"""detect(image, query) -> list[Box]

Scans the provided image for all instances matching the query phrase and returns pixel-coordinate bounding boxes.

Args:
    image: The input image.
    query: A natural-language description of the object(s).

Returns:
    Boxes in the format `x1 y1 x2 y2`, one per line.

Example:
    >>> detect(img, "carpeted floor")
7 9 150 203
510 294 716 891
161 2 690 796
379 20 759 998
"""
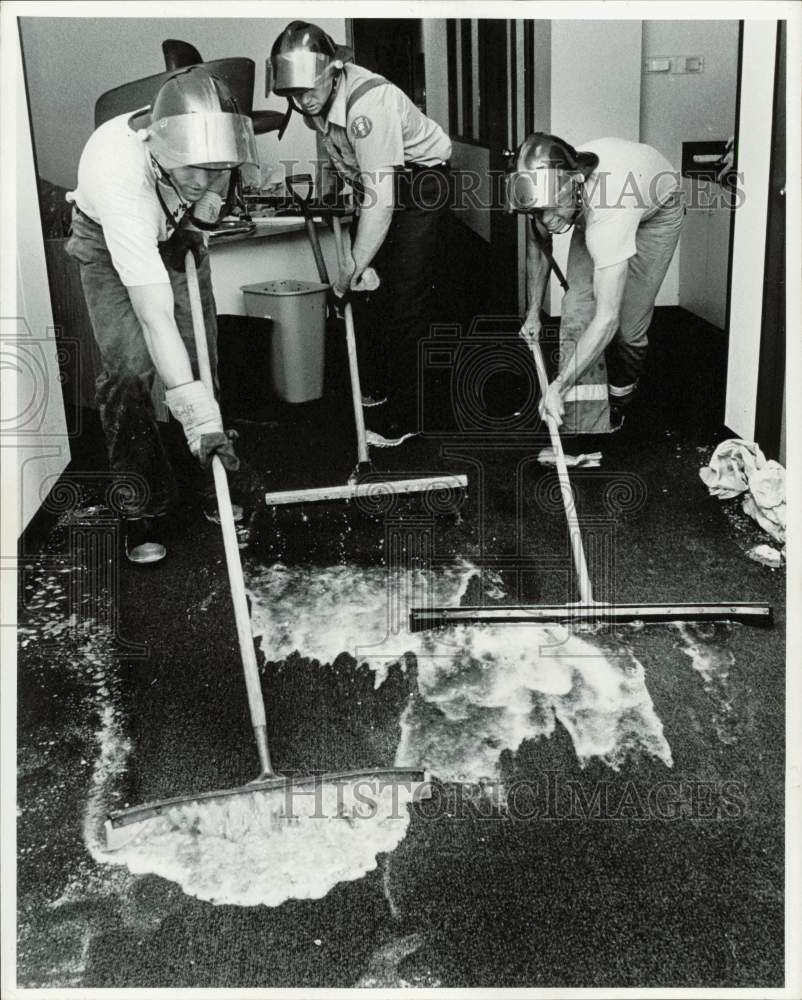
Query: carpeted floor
16 256 786 988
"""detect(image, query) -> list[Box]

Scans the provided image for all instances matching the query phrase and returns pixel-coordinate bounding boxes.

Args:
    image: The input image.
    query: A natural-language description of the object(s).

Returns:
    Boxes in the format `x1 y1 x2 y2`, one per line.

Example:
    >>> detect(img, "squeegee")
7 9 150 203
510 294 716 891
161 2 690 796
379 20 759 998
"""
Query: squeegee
410 337 772 633
263 176 467 508
104 250 432 852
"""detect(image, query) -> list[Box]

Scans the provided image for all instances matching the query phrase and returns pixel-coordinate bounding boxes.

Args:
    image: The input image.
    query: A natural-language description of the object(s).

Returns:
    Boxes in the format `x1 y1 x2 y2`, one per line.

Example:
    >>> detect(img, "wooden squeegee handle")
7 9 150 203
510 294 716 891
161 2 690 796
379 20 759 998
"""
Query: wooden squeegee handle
331 216 370 465
527 336 595 605
185 251 274 778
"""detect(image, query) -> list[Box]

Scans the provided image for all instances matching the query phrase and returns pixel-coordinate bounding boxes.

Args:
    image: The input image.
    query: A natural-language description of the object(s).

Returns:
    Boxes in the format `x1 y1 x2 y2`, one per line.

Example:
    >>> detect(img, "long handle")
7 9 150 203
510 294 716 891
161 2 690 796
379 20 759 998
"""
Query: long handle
528 336 594 604
185 251 275 778
286 174 331 283
332 217 370 466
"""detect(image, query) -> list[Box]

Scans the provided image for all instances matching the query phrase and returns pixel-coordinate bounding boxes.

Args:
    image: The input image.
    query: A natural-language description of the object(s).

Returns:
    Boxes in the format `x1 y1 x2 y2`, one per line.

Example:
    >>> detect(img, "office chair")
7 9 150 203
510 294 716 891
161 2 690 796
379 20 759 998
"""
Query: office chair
95 57 285 134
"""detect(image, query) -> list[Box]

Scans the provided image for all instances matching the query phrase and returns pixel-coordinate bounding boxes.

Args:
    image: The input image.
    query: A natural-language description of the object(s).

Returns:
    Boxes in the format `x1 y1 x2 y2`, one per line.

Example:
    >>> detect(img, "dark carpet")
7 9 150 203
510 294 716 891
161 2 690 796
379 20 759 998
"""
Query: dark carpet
16 226 785 989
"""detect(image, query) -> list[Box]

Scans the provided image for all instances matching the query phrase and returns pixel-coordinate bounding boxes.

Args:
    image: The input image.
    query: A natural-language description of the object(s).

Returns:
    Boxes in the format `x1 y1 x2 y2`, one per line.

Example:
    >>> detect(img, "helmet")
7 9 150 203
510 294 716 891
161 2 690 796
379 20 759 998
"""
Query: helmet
267 21 351 96
132 67 259 170
504 132 598 214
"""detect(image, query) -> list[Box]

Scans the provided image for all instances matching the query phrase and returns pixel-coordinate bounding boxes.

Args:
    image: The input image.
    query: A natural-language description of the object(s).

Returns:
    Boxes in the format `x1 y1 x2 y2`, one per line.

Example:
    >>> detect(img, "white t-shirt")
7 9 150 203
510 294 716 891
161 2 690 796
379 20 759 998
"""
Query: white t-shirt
577 137 680 268
68 113 190 286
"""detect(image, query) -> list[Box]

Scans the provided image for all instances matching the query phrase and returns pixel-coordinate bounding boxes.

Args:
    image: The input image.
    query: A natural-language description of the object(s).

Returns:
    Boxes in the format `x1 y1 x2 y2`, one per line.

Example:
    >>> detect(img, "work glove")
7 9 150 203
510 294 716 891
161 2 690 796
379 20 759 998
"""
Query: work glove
198 429 240 471
158 226 205 273
354 267 380 292
165 381 240 470
332 263 380 299
189 191 224 230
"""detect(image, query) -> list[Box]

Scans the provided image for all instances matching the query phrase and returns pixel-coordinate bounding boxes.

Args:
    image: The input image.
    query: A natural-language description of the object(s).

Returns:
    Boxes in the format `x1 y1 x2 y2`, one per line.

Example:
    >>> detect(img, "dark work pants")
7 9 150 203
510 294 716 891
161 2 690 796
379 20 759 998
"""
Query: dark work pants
559 192 685 434
65 208 219 517
352 169 451 429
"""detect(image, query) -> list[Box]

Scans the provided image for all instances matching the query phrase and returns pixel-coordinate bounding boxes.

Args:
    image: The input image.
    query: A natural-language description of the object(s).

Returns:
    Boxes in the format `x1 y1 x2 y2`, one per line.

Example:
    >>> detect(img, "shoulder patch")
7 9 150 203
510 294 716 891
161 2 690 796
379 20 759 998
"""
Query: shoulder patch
350 115 373 140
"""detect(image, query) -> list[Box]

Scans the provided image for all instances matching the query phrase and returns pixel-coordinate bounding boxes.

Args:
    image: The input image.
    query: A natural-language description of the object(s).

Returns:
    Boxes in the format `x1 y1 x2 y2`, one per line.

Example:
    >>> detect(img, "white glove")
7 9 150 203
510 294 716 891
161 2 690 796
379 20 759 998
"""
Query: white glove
191 191 224 227
165 381 223 456
353 266 380 292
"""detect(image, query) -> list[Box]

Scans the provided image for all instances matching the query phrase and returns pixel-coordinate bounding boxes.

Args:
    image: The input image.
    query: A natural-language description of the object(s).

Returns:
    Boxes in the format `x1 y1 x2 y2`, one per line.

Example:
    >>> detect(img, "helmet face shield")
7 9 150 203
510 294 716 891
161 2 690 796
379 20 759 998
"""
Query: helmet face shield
267 50 335 95
505 166 569 213
146 111 259 171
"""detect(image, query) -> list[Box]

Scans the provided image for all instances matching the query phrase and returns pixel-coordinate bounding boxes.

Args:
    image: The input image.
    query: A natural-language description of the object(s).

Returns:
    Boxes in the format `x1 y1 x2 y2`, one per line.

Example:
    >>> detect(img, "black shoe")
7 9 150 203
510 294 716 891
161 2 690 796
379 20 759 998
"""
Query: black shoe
608 384 638 432
609 402 627 432
125 516 167 564
361 392 388 408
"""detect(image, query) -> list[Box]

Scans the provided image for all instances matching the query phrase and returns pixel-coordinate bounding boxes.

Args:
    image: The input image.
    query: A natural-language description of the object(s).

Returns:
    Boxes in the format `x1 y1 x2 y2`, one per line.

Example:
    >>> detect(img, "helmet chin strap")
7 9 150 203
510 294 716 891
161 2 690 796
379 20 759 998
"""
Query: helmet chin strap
554 177 584 231
284 69 341 124
150 155 191 232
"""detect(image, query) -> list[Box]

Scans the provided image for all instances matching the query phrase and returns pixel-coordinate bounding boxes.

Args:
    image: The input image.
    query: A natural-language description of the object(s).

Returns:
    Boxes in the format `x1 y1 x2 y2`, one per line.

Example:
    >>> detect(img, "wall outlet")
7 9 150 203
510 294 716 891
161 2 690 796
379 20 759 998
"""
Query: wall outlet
672 55 704 74
644 55 704 75
644 56 672 73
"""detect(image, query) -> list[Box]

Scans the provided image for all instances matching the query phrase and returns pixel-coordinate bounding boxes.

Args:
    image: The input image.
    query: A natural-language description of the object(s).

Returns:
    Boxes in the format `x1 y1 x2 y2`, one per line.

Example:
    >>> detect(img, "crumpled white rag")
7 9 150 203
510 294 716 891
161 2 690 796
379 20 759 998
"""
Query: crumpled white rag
699 438 786 542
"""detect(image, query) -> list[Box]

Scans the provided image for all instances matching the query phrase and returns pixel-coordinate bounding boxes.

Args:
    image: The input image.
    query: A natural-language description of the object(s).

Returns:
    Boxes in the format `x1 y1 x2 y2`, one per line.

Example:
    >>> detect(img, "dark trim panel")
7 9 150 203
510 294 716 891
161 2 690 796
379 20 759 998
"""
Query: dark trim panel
754 20 786 459
523 20 534 136
460 19 473 139
446 19 457 135
723 21 743 346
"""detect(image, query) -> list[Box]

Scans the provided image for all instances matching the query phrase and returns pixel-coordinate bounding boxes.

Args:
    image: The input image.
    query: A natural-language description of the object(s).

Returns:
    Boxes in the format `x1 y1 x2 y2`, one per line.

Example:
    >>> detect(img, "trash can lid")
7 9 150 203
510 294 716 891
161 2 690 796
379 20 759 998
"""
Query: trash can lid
241 279 330 296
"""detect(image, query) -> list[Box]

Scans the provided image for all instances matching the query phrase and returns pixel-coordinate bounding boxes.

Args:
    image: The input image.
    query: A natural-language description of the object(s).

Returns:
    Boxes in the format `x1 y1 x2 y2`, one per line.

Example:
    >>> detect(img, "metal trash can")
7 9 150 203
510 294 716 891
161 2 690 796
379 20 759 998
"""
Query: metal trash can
241 279 328 403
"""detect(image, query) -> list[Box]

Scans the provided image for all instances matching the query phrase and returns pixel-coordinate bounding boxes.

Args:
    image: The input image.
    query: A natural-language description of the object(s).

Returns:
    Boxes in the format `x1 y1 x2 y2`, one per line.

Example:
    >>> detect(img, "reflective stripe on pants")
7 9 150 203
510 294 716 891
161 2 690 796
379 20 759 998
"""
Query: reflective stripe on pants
559 192 684 434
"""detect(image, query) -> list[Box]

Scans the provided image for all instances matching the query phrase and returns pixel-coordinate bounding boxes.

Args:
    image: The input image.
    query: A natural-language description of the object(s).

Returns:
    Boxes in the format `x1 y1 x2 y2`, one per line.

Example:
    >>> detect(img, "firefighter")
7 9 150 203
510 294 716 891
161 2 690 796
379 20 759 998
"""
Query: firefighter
507 132 684 434
268 21 453 443
66 67 258 561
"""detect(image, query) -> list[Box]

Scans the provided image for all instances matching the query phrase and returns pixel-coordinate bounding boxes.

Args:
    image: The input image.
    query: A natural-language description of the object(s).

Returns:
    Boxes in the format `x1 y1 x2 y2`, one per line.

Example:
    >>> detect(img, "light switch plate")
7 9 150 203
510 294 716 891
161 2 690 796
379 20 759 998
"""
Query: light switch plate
673 55 704 74
644 55 705 75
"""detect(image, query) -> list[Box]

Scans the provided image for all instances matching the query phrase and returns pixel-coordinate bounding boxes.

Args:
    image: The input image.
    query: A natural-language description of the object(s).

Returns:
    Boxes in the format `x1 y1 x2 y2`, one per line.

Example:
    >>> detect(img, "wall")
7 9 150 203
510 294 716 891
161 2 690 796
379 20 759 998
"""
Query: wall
640 20 739 307
422 19 448 132
551 20 642 148
547 20 643 315
725 20 776 440
18 15 346 191
9 30 70 534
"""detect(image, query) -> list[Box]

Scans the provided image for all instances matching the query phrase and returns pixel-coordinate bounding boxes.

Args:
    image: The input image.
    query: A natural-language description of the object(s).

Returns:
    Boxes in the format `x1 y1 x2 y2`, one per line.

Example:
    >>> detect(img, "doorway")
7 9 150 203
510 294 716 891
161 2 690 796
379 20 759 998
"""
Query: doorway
350 19 425 110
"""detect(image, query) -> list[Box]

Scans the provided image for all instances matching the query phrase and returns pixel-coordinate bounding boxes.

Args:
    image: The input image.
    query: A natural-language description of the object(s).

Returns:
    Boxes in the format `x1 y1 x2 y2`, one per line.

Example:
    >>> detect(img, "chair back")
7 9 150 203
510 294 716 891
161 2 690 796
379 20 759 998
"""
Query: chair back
94 58 257 128
162 39 203 71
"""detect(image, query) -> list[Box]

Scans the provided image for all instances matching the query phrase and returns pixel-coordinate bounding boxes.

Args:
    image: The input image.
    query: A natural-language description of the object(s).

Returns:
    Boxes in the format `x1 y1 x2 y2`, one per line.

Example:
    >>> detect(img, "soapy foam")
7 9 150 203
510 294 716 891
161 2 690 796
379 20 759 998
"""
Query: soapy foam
674 623 739 745
94 779 417 907
395 623 672 781
246 559 478 687
22 555 672 917
17 558 151 987
247 563 674 785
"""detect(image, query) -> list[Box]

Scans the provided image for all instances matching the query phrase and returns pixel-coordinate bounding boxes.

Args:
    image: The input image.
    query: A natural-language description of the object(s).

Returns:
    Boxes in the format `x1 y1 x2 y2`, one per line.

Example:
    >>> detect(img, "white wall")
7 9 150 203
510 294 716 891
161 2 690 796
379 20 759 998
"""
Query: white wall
551 20 642 148
18 15 346 191
8 30 70 534
640 20 739 307
422 19 449 132
725 21 776 440
547 20 642 315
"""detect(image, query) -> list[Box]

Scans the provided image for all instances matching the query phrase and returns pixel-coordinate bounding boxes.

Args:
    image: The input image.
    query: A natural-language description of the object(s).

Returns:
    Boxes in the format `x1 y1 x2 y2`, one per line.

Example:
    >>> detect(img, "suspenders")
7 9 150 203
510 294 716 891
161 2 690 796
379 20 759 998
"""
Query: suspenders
344 74 389 116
